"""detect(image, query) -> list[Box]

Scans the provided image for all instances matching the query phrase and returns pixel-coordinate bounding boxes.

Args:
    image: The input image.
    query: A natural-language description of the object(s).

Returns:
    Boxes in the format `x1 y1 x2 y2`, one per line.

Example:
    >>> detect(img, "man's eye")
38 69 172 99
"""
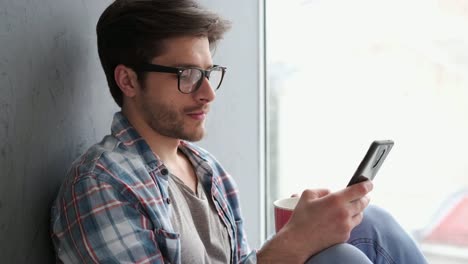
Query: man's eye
180 69 193 79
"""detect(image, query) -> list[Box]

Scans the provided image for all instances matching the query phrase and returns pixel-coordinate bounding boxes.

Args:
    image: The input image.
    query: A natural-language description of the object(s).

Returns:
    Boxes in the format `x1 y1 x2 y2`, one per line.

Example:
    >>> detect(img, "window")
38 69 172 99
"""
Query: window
266 0 468 262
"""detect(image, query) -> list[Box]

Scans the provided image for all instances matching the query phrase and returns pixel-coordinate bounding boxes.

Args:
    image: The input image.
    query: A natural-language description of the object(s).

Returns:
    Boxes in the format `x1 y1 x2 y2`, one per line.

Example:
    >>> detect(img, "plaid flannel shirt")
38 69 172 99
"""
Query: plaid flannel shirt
51 112 257 263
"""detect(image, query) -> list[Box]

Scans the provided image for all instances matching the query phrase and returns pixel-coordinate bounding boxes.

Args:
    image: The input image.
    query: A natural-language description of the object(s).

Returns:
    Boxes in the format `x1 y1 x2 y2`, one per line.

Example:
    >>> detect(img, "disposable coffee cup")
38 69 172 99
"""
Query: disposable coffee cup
273 197 299 232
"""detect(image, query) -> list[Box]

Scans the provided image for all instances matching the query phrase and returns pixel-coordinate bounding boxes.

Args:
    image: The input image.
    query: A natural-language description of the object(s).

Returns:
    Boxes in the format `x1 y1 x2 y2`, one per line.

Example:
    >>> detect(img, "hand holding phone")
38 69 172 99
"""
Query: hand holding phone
347 140 394 187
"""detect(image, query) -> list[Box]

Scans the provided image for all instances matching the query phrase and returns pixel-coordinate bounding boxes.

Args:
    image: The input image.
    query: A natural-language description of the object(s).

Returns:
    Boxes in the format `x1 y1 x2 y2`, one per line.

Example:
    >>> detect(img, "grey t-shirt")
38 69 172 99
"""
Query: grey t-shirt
168 174 231 264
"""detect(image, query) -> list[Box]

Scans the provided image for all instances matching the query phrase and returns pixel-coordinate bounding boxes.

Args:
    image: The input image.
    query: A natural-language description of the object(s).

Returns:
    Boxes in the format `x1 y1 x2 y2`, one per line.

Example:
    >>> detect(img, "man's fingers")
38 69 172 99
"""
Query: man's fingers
350 197 369 227
316 189 331 198
350 196 370 217
301 189 331 200
341 181 373 202
351 211 364 227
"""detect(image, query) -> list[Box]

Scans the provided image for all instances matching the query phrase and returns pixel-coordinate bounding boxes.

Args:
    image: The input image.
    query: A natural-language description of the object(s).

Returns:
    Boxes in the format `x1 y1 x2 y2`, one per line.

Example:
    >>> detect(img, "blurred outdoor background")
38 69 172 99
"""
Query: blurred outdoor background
266 0 468 263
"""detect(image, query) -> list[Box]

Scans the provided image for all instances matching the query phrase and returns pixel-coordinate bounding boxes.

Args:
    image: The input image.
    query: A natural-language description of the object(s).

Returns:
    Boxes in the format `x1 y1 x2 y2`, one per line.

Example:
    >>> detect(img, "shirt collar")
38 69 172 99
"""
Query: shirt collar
110 112 162 171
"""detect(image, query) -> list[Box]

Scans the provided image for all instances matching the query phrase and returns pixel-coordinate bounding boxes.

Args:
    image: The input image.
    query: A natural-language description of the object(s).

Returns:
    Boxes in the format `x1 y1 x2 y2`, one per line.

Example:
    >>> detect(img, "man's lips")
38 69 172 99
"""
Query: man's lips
187 111 207 120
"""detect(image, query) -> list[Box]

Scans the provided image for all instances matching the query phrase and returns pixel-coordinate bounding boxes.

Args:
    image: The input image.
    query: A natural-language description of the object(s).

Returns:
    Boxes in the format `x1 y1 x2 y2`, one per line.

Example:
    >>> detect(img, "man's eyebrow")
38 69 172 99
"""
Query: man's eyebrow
171 63 215 69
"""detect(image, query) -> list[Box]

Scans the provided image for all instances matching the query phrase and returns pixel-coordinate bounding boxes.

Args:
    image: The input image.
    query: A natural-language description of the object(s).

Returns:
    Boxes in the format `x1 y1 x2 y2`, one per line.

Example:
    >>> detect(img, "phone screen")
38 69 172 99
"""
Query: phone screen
347 140 394 187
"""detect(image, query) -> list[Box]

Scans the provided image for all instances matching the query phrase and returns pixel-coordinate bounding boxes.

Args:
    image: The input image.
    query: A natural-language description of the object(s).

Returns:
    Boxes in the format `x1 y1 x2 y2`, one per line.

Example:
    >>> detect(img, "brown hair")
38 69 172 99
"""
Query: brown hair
96 0 231 107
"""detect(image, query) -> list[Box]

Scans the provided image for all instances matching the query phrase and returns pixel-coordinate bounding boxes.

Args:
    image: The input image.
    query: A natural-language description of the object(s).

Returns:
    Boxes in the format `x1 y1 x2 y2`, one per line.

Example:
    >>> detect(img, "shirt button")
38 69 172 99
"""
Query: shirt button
161 168 169 175
166 197 171 204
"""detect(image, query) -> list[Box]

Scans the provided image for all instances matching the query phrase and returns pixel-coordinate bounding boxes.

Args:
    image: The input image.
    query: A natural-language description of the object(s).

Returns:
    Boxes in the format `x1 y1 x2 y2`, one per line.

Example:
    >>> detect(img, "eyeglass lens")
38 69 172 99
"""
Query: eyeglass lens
179 68 223 93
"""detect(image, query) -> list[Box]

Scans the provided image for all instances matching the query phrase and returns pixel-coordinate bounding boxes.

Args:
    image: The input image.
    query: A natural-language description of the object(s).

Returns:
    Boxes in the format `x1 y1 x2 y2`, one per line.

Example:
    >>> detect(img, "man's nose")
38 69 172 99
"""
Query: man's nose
194 77 216 103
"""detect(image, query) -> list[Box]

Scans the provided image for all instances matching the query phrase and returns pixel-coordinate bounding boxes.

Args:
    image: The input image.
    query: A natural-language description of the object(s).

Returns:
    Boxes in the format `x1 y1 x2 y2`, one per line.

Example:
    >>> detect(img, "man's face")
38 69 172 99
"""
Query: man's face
135 36 216 142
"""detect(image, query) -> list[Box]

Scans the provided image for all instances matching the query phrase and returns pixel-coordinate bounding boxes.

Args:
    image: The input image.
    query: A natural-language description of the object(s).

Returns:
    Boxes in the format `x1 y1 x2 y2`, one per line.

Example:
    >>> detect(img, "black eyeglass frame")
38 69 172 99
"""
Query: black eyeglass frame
134 63 227 94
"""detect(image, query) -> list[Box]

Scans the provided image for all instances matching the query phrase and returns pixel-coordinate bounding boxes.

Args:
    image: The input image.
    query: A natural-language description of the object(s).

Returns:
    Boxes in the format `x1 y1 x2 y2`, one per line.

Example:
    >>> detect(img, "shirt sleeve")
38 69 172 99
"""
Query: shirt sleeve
51 175 166 264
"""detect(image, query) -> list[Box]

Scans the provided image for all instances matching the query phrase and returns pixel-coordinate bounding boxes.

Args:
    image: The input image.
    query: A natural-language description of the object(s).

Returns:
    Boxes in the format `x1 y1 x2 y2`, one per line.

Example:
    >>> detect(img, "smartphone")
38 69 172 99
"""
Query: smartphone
347 140 394 187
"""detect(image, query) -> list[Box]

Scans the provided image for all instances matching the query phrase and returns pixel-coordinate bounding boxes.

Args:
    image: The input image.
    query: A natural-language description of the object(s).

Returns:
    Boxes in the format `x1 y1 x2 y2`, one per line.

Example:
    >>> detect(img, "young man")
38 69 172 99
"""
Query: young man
51 0 428 263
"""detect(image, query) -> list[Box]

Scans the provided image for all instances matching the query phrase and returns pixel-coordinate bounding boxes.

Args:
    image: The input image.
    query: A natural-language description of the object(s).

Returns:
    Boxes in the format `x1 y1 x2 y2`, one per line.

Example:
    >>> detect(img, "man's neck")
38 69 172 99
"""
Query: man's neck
121 106 199 193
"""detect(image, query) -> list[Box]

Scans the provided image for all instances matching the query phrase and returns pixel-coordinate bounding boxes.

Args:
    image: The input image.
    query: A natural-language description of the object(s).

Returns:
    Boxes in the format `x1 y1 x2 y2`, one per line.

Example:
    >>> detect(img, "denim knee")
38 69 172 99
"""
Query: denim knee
348 205 428 264
350 205 408 245
305 243 372 264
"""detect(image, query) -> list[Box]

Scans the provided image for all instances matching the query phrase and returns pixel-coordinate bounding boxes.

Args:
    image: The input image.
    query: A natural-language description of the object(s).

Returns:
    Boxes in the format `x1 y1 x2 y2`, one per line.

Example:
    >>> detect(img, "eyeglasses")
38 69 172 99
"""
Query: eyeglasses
134 63 227 94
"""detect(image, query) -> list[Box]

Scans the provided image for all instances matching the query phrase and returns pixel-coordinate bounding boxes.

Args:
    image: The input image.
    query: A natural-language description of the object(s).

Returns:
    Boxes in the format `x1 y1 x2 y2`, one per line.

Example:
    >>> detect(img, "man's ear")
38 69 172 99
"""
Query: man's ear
114 64 141 98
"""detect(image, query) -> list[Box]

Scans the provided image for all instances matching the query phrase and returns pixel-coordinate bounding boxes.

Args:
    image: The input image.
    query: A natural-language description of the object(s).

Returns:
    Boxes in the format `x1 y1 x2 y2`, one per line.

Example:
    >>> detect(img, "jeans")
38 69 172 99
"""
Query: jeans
305 205 428 264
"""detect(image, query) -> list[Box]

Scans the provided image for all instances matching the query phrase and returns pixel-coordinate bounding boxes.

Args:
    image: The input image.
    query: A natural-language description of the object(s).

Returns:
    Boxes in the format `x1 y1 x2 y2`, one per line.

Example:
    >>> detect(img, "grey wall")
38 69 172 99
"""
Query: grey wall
199 0 265 248
0 0 117 262
0 0 263 262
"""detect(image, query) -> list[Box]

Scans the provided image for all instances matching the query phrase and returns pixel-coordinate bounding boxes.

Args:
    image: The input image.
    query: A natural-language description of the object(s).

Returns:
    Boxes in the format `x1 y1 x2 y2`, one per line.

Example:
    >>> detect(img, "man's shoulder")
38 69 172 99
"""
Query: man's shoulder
68 135 145 184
